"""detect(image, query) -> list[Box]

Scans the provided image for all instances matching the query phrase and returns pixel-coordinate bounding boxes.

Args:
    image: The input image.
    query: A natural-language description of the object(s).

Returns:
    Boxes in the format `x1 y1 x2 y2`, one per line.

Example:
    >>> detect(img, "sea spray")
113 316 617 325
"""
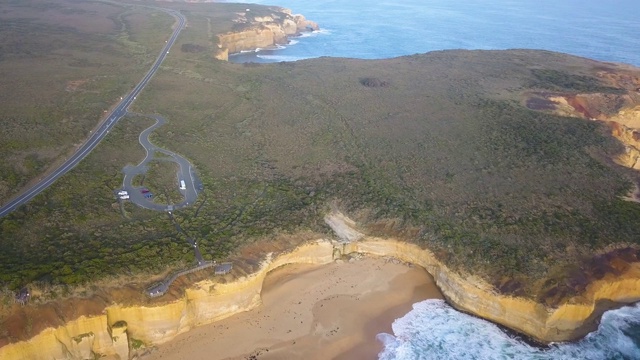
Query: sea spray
377 300 640 360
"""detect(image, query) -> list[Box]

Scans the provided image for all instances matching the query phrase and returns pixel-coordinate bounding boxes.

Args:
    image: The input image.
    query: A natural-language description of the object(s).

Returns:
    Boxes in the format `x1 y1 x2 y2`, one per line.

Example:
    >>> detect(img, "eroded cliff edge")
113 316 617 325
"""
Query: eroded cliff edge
524 66 640 197
214 8 318 61
2 213 639 359
3 51 640 359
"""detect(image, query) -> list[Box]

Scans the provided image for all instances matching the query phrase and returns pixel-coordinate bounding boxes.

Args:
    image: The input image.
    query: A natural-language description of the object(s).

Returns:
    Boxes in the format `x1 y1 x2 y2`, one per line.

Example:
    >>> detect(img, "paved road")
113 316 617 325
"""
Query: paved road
0 8 186 219
121 114 199 211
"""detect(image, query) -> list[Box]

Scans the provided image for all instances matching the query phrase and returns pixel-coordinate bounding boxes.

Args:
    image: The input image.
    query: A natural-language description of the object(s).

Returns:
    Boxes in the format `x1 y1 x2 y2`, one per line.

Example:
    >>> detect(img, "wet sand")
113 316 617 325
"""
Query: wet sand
145 256 443 360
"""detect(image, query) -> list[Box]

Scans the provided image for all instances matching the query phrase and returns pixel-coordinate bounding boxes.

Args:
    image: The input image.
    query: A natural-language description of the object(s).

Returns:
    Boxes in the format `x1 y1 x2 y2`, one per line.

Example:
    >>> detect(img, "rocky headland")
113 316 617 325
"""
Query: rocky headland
214 8 318 61
2 4 640 357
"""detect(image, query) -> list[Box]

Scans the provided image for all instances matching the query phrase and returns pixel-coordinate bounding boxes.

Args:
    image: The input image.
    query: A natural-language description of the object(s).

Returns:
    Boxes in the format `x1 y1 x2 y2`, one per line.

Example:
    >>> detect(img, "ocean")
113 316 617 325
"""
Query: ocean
377 300 640 360
231 0 640 66
228 0 640 358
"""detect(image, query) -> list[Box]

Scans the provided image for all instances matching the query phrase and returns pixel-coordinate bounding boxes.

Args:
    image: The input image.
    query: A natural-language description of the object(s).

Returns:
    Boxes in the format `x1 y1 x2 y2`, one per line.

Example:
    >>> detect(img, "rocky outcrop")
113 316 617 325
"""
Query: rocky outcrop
2 222 639 359
215 9 318 61
609 119 640 169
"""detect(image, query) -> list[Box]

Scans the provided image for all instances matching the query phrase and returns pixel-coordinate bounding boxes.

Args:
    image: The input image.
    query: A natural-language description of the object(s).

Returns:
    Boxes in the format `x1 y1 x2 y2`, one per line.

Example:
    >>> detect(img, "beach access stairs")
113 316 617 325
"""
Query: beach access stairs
146 261 233 297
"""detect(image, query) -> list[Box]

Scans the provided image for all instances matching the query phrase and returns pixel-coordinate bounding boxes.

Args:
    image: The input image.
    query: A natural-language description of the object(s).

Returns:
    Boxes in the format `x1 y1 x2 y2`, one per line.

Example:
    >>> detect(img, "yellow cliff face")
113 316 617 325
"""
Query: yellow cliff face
0 240 335 359
214 9 318 61
0 315 113 360
607 108 640 170
1 237 638 359
217 27 286 55
109 324 129 360
344 239 640 343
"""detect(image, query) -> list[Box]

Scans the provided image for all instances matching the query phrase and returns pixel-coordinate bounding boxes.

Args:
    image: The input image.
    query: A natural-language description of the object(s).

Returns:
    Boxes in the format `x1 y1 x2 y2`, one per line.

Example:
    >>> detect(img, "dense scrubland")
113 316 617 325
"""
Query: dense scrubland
138 46 640 300
0 0 173 202
1 0 639 306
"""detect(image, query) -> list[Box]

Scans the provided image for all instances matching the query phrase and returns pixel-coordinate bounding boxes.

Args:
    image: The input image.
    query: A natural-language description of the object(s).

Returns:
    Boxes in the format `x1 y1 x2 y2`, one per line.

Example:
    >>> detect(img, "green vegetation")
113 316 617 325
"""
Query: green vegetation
0 116 195 289
0 1 639 304
111 320 127 328
72 332 94 344
130 338 145 350
139 160 183 205
0 0 173 202
528 69 625 94
131 41 640 298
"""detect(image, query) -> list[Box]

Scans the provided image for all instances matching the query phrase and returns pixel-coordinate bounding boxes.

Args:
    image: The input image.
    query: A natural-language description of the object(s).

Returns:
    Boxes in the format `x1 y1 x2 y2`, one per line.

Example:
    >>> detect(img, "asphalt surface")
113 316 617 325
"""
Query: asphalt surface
121 114 199 211
0 7 186 218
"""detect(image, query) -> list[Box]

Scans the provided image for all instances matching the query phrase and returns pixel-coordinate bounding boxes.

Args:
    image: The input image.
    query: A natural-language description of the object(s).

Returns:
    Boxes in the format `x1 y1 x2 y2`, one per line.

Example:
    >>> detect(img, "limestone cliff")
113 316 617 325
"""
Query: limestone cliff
214 9 318 61
0 241 335 359
341 239 640 343
2 227 639 359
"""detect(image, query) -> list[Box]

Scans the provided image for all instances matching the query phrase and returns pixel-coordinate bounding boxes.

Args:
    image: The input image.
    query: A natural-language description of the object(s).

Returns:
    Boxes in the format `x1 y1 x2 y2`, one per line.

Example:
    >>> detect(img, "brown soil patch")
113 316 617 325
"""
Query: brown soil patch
596 69 640 91
65 79 89 92
566 95 596 118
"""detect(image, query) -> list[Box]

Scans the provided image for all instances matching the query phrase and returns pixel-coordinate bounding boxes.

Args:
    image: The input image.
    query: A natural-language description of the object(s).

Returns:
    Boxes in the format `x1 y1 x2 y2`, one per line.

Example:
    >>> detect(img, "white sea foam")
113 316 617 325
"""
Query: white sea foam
378 299 640 360
256 54 305 62
235 48 261 54
298 28 331 38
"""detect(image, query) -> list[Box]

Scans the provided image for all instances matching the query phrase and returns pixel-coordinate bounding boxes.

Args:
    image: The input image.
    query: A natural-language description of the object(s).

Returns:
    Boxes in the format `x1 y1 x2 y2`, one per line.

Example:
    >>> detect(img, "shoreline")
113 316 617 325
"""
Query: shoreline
2 237 639 359
143 256 443 360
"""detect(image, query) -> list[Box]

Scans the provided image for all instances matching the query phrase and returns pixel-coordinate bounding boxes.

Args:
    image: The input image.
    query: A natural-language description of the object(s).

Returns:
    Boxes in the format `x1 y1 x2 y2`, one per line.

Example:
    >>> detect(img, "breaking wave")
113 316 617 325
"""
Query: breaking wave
378 299 640 360
256 54 306 62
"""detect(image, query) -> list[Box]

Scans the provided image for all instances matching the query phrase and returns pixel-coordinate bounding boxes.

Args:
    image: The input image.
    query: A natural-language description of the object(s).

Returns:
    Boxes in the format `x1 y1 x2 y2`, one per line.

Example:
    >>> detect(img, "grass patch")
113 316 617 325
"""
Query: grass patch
143 160 183 205
1 2 638 302
0 0 173 202
0 116 194 289
131 338 145 350
528 68 625 94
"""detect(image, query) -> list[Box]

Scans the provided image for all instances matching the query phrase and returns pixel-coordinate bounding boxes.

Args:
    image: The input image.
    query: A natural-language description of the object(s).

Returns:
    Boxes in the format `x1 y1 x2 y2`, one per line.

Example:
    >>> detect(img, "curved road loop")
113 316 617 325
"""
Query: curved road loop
121 114 200 211
0 7 186 218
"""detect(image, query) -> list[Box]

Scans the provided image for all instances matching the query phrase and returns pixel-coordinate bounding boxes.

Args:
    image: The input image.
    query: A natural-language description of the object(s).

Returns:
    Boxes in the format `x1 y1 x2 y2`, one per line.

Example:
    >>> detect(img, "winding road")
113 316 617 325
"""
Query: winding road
121 114 201 212
0 7 186 218
2 4 222 297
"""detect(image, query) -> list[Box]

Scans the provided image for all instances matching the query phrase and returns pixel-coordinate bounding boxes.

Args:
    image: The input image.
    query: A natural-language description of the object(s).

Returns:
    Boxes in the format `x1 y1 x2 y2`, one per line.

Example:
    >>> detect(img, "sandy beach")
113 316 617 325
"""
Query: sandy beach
145 256 442 360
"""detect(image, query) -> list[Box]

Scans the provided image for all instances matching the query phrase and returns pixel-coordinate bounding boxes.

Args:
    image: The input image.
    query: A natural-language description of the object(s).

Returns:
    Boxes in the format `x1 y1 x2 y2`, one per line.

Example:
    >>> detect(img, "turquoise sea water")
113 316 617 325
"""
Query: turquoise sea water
229 0 640 358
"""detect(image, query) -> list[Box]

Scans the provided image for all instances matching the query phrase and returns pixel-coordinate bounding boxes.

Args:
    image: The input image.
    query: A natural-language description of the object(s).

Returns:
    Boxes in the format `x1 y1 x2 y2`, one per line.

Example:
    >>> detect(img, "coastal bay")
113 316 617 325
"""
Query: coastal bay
144 257 442 360
2 0 640 358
